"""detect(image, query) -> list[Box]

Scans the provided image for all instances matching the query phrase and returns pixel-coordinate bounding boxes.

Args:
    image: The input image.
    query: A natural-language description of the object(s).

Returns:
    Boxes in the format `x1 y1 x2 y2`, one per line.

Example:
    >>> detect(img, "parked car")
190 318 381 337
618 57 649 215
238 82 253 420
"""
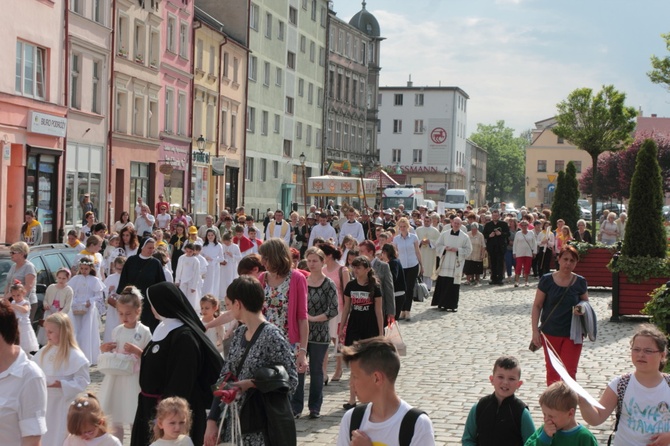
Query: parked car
663 205 670 221
596 203 627 219
0 243 79 329
489 202 519 216
577 200 592 220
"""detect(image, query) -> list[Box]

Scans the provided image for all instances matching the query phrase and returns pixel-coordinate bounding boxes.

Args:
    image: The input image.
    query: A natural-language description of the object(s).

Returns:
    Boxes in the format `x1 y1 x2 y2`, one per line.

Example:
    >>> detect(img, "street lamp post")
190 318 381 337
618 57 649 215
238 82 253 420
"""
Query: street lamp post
443 167 449 199
299 152 307 216
197 134 205 153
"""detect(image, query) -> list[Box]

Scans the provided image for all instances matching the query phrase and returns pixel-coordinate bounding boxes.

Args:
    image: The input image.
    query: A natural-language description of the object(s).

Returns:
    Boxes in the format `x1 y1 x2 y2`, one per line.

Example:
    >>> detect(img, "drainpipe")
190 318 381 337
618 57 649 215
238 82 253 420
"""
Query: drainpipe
61 0 70 242
241 0 251 209
216 34 228 215
188 20 202 215
107 0 116 227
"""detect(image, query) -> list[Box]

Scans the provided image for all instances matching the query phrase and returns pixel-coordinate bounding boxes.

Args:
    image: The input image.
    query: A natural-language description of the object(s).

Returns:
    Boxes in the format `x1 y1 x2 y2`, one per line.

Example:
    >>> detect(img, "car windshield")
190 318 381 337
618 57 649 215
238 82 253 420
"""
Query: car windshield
445 194 466 203
382 197 414 210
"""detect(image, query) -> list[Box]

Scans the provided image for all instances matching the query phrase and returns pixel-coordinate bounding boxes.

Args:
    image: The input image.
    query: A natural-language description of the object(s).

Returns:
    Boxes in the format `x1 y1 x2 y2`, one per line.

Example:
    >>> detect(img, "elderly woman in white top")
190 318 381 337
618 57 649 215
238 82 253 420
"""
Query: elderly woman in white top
600 212 619 246
464 223 486 285
431 217 472 312
392 217 423 321
616 212 627 242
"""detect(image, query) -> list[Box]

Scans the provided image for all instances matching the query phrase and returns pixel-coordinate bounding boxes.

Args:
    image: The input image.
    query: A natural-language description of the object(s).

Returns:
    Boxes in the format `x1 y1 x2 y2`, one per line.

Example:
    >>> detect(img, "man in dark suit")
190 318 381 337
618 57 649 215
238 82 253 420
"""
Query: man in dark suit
359 240 395 325
483 209 510 285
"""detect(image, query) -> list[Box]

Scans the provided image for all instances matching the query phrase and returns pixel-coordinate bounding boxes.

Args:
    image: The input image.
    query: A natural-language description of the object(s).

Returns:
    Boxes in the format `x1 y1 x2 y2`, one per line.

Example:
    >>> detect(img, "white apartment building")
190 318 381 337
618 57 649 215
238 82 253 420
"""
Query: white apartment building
377 82 469 201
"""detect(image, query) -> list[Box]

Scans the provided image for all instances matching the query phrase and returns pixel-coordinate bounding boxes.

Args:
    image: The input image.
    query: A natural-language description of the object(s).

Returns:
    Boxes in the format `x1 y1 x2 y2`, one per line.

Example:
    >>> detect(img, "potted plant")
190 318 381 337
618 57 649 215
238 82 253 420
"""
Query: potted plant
609 139 669 320
642 282 670 333
135 53 144 64
118 46 127 57
150 59 158 69
570 241 618 287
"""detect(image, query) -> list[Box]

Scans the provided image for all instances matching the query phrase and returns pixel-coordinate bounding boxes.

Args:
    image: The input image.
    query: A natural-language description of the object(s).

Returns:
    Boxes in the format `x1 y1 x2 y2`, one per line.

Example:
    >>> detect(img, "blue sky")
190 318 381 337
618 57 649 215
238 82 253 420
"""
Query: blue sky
334 0 670 136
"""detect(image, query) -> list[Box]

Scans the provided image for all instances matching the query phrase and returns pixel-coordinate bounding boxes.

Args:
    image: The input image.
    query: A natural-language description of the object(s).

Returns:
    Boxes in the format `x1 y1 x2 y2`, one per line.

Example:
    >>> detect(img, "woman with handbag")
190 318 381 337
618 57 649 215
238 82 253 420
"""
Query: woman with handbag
577 324 670 446
204 276 298 446
379 243 406 321
530 245 589 385
392 218 423 321
430 217 472 312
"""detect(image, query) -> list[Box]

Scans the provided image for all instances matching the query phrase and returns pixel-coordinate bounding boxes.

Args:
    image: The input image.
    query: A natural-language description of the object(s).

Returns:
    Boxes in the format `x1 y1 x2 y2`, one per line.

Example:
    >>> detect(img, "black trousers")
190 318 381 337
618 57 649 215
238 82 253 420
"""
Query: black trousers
487 247 505 283
401 264 420 311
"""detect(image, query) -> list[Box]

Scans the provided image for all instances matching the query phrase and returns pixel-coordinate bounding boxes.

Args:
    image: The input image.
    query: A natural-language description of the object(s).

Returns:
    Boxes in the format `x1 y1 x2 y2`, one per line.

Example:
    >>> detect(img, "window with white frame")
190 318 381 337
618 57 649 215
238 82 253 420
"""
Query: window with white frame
306 125 312 146
288 6 297 25
92 61 101 114
317 87 323 107
92 0 105 24
248 56 257 81
274 114 280 133
335 122 341 147
149 29 159 67
275 67 282 86
135 21 147 63
263 62 270 86
115 90 128 132
300 35 306 53
415 93 424 106
250 3 259 30
309 41 315 62
394 94 403 106
393 119 402 133
206 100 215 141
167 16 176 52
220 108 227 145
70 52 81 109
414 120 424 133
233 57 239 83
301 0 307 9
319 46 325 66
208 45 215 75
311 0 317 20
245 157 254 181
15 41 46 100
320 6 326 26
165 88 174 133
222 52 229 78
285 96 294 114
71 0 82 13
148 99 158 138
193 92 203 136
296 122 302 140
298 78 304 97
261 110 268 135
413 149 422 164
178 92 187 135
265 13 272 38
352 79 357 106
196 39 203 71
133 95 145 136
273 160 279 178
308 83 313 104
287 51 296 70
180 22 188 58
392 149 401 163
246 107 255 132
278 21 285 40
230 114 237 147
117 15 129 56
283 139 292 157
260 158 267 181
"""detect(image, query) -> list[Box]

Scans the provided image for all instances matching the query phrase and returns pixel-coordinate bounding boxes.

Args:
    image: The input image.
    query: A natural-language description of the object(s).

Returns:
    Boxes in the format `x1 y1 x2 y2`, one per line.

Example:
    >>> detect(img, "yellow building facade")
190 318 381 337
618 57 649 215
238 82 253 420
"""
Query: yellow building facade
525 118 592 209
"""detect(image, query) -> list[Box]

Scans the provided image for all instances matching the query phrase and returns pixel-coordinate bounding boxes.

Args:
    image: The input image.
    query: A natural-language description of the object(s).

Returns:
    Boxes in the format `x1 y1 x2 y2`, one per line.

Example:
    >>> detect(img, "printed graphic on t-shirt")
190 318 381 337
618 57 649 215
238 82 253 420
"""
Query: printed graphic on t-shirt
624 397 670 434
350 291 372 312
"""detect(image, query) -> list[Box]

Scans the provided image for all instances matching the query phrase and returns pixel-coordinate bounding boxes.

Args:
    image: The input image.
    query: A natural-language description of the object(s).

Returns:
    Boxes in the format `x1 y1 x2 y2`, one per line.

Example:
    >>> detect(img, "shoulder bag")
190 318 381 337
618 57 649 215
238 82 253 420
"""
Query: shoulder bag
529 275 576 352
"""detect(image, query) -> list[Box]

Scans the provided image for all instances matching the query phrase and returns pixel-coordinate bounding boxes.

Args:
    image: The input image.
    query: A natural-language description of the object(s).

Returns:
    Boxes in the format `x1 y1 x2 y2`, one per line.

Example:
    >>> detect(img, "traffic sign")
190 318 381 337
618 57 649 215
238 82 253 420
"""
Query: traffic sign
547 184 556 192
547 174 557 183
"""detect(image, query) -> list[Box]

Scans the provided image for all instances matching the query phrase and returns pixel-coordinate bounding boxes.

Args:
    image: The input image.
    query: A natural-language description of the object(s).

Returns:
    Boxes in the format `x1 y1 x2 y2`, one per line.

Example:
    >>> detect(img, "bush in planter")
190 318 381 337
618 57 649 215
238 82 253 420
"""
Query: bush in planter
570 241 617 259
621 138 666 258
609 255 670 283
642 282 670 334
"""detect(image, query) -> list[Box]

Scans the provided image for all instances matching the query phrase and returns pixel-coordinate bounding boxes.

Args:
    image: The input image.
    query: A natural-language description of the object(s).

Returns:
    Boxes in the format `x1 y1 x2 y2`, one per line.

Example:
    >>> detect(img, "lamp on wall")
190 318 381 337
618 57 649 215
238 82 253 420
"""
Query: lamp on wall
197 135 206 153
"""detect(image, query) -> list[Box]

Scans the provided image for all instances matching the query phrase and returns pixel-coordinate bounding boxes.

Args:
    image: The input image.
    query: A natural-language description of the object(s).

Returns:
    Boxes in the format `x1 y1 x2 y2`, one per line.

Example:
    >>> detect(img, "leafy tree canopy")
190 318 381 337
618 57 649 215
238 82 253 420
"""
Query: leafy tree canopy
469 120 527 205
648 32 670 91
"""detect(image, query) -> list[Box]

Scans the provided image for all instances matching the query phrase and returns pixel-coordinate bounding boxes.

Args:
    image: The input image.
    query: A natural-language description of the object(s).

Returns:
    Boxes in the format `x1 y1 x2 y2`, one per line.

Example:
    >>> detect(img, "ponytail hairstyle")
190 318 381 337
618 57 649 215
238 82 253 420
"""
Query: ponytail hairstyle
350 255 378 296
118 286 143 309
67 393 109 436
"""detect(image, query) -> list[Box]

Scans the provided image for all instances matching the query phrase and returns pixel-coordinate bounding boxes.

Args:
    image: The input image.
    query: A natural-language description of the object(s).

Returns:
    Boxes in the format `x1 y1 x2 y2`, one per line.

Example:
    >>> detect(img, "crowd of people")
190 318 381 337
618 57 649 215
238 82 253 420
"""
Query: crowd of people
0 196 659 446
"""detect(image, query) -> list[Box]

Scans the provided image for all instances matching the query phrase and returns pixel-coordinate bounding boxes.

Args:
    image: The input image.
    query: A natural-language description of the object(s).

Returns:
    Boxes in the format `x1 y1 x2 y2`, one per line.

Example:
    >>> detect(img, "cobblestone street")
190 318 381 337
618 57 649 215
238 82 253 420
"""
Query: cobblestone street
91 280 642 445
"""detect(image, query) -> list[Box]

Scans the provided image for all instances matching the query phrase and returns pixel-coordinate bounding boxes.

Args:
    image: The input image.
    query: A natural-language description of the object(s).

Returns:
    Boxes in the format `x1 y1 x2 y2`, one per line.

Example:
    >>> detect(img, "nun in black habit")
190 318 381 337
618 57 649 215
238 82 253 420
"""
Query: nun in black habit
116 238 166 332
130 281 223 446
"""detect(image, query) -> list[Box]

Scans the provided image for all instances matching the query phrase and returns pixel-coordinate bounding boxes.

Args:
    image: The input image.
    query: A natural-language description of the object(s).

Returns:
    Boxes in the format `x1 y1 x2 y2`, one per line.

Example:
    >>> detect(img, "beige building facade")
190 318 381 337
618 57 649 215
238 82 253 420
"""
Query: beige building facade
525 117 592 209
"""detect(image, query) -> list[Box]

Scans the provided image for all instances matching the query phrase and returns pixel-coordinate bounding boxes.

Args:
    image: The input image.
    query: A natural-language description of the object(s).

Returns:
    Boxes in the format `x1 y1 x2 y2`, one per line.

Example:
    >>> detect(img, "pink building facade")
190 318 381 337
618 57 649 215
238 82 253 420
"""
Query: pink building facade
158 0 194 213
0 0 67 243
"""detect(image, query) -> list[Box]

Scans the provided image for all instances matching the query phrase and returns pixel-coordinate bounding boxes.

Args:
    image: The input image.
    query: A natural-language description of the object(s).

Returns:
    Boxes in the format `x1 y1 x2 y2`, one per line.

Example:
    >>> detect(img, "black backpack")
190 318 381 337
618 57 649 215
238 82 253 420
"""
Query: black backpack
348 403 425 446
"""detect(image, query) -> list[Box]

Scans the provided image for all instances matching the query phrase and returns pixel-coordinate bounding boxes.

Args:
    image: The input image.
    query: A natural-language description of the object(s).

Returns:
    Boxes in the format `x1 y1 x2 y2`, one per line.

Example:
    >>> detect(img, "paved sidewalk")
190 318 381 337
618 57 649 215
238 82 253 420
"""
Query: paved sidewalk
92 280 642 445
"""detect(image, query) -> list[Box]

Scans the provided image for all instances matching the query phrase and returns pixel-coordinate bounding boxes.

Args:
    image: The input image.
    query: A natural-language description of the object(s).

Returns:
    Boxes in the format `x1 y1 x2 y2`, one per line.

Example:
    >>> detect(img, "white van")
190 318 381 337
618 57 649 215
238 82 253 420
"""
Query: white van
444 189 469 210
382 185 425 210
424 199 436 211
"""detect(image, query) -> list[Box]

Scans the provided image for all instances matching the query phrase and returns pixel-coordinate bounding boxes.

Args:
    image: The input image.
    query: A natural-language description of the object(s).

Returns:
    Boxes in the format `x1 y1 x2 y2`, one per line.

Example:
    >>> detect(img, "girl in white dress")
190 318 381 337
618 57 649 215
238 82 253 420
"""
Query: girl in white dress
150 397 194 446
62 394 122 446
39 268 74 347
102 234 125 277
68 258 106 365
218 233 241 300
175 243 201 312
201 230 223 297
102 257 126 343
8 283 39 353
200 294 224 355
34 312 90 446
98 286 151 443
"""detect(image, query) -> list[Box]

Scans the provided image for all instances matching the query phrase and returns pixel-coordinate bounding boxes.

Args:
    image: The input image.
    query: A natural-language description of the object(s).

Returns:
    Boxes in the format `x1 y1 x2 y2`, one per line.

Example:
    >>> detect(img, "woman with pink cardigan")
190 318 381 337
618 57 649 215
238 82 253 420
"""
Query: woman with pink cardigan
258 238 309 414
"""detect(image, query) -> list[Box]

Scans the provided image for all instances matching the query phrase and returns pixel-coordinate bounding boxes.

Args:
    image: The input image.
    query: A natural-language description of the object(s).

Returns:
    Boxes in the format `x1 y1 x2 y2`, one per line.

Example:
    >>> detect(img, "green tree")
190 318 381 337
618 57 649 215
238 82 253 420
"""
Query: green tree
553 85 637 238
469 121 526 204
550 171 566 228
621 139 666 258
648 32 670 91
553 162 581 232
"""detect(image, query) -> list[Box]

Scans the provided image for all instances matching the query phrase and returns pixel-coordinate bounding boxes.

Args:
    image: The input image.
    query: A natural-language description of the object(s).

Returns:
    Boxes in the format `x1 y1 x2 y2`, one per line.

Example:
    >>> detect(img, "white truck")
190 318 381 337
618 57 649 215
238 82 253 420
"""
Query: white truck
382 185 426 210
